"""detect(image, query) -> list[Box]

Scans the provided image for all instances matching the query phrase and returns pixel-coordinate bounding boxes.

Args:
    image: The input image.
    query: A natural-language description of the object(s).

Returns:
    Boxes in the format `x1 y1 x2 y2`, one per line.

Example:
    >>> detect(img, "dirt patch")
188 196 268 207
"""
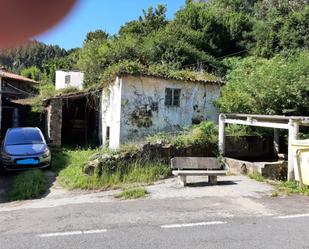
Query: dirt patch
42 170 68 198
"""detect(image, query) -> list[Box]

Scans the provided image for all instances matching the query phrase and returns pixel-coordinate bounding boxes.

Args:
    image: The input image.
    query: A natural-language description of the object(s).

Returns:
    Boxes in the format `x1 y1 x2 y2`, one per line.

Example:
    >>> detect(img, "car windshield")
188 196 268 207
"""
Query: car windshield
5 129 44 145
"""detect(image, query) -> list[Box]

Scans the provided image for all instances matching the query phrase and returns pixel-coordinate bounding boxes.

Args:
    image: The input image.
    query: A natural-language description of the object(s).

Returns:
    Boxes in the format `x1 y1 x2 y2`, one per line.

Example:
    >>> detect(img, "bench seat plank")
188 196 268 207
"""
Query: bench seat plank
171 157 222 170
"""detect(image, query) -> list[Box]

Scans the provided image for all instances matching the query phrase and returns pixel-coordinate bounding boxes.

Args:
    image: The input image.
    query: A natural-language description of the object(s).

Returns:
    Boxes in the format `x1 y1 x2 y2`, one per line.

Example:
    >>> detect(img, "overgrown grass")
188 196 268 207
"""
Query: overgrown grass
106 143 140 156
116 187 148 199
248 172 266 182
146 121 218 148
8 169 48 201
276 181 309 196
248 172 309 196
52 148 170 190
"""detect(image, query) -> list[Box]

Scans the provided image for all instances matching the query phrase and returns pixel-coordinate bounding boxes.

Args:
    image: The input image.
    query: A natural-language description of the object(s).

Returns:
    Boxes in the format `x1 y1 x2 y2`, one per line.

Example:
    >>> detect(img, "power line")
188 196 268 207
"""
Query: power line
217 49 248 60
178 49 248 70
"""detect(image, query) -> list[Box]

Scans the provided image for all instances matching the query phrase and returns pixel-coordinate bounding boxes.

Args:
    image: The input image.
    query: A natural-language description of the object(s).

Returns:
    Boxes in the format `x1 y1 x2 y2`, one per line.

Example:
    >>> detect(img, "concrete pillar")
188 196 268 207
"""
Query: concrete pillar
287 120 299 181
178 175 187 187
209 175 218 185
273 129 280 156
218 114 226 156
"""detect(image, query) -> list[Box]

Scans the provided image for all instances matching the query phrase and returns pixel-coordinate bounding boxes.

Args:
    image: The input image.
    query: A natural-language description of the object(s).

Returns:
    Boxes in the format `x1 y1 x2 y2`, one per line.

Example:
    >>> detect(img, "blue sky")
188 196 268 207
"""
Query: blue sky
37 0 185 50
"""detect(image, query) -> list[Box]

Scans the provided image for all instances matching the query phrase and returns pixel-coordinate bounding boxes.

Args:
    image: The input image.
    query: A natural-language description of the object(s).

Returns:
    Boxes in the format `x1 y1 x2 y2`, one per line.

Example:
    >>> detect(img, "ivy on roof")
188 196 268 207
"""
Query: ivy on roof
43 61 222 102
100 60 222 86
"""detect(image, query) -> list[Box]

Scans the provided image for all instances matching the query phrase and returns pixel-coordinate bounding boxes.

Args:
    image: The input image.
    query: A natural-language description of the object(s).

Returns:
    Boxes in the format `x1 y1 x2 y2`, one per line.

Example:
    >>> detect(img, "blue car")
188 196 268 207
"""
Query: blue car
1 127 51 171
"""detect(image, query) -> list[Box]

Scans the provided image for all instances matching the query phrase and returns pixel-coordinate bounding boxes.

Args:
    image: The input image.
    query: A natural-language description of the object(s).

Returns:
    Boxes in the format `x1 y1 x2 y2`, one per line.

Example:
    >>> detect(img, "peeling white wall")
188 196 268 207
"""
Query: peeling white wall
101 77 122 149
55 71 84 90
119 75 220 145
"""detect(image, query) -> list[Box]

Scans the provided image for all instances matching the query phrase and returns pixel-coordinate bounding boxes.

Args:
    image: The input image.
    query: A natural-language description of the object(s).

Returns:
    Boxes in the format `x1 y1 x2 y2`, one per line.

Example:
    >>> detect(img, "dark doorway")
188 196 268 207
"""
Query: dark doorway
1 97 32 138
61 94 100 147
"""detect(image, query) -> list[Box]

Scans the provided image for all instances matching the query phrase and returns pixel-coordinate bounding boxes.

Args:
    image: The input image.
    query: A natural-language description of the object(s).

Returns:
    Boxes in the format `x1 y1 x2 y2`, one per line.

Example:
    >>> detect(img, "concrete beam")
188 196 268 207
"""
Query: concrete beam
225 118 290 130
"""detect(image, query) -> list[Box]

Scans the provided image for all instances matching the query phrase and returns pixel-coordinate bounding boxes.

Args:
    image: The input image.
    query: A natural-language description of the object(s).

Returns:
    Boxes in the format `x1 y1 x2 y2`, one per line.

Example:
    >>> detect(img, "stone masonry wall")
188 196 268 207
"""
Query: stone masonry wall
84 141 217 175
46 99 63 147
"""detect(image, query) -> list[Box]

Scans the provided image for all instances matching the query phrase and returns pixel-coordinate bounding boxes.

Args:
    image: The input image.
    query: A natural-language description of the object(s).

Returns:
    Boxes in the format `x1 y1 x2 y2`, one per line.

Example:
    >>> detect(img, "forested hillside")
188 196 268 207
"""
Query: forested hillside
1 0 309 115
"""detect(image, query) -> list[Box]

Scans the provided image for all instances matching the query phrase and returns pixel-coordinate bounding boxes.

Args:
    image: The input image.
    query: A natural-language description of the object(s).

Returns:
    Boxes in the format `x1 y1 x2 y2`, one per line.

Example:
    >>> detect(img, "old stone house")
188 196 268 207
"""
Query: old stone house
102 74 221 149
45 72 221 148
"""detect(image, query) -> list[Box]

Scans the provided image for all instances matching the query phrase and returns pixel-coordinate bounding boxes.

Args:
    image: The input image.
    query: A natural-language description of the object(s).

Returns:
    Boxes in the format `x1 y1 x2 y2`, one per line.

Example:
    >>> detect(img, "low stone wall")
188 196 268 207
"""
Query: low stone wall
84 142 217 175
225 157 287 180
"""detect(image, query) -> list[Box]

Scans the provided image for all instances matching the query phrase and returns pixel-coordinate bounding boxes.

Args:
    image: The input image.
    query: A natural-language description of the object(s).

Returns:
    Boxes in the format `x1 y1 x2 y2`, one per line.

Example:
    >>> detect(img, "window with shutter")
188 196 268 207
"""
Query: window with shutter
165 88 181 107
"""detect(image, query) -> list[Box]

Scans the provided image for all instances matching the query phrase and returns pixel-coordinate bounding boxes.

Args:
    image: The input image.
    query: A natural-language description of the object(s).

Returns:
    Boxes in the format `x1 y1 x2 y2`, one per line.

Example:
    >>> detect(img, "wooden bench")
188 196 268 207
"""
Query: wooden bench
171 157 227 187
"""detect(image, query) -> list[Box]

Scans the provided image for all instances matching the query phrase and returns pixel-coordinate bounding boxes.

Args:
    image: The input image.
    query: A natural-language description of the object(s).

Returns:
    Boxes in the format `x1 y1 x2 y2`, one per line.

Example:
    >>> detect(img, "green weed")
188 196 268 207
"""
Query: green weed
276 181 309 196
248 172 309 197
146 121 218 148
8 169 47 201
116 187 148 199
248 172 265 182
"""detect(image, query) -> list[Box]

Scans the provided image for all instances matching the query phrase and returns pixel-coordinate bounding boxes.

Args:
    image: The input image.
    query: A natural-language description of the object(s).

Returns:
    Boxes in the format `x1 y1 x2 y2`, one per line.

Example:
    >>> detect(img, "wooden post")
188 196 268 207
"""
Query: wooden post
288 120 299 181
218 114 226 156
273 129 280 156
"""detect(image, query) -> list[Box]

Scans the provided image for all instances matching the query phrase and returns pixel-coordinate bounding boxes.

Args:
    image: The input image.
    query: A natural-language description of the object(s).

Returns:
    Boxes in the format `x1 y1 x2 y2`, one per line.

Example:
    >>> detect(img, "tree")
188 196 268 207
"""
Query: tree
172 0 252 57
0 40 67 73
77 31 110 86
279 6 309 51
84 30 109 43
251 0 309 57
20 66 41 81
119 5 168 37
218 52 309 115
42 48 80 83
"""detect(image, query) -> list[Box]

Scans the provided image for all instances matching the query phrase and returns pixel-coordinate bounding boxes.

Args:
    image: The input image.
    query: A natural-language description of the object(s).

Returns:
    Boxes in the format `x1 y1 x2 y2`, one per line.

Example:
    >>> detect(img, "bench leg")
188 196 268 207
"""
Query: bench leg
209 175 217 185
178 175 187 187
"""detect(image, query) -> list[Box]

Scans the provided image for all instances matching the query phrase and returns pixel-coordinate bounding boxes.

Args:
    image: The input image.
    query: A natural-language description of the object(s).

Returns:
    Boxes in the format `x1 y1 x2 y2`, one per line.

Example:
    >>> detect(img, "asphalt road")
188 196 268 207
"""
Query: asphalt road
1 196 309 249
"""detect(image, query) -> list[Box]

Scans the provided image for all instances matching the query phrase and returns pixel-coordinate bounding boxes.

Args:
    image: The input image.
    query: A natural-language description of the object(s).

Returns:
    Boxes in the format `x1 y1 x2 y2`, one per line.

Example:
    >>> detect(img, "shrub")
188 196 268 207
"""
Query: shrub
147 121 218 148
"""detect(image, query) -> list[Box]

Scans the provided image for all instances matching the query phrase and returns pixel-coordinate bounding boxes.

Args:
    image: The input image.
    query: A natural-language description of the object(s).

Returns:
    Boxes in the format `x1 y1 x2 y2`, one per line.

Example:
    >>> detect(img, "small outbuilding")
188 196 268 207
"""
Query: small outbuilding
0 67 39 137
55 70 84 91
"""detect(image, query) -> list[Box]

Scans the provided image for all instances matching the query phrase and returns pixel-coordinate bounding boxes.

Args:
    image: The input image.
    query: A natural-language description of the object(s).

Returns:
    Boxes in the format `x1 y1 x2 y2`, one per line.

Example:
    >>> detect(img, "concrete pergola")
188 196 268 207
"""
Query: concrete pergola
218 113 309 181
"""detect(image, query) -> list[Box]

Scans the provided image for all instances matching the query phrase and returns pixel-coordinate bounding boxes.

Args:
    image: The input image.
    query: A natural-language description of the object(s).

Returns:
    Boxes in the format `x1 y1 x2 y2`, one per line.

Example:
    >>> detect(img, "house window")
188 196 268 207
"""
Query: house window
65 74 71 85
165 88 181 107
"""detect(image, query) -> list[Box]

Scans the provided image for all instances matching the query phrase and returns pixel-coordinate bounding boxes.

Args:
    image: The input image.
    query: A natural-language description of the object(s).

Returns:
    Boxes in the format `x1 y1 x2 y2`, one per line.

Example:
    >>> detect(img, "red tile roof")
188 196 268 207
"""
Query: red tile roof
0 68 38 84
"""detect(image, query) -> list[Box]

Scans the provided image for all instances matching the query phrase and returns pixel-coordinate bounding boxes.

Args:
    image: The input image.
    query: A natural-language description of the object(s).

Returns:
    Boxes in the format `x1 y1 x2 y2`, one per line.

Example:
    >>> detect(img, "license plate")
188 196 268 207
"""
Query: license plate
16 159 39 165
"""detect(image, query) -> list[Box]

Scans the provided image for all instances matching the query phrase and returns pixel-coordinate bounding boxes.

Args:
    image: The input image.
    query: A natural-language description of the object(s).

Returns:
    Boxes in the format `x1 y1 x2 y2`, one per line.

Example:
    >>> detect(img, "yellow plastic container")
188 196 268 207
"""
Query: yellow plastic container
292 139 309 185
